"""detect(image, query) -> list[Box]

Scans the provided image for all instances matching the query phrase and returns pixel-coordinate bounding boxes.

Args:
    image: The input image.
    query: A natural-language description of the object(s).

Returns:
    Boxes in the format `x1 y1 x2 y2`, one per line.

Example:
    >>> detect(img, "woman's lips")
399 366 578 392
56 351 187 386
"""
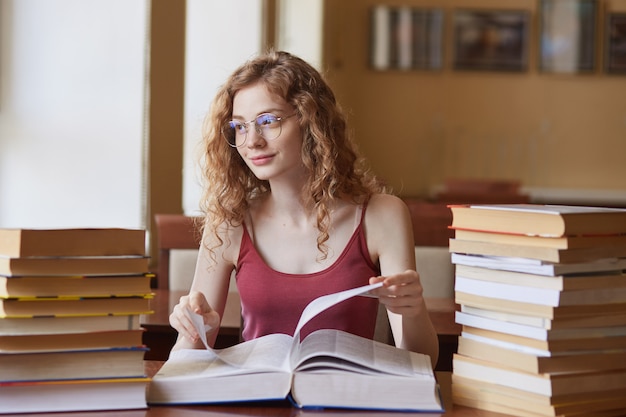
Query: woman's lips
250 154 274 166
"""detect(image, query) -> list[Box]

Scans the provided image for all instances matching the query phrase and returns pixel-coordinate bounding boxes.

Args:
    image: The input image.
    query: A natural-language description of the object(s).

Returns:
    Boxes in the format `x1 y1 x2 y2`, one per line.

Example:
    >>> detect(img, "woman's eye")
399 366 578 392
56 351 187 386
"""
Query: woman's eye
232 123 246 133
257 114 279 127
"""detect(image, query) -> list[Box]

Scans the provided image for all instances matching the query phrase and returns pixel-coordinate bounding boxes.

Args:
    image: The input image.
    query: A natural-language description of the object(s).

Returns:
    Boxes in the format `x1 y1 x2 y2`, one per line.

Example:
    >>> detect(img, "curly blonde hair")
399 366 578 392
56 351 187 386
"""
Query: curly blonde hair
199 50 384 260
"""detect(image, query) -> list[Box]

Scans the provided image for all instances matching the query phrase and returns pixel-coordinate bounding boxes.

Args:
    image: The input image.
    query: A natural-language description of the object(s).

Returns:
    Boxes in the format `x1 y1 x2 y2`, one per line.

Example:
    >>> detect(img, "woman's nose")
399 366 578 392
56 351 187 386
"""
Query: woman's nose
245 125 266 147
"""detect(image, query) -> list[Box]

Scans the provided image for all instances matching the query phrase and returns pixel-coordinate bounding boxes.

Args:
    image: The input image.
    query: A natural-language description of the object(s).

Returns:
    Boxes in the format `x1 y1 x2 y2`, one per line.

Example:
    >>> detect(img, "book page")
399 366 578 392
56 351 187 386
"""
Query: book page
186 282 383 371
212 333 293 372
158 349 262 379
167 334 294 375
292 282 383 339
287 282 383 364
293 329 428 377
186 307 212 350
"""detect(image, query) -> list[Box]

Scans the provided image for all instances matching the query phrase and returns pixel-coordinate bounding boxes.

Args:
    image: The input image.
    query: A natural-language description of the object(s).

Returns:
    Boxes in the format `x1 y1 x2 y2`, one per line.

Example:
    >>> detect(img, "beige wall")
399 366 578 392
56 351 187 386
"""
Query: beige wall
322 0 626 197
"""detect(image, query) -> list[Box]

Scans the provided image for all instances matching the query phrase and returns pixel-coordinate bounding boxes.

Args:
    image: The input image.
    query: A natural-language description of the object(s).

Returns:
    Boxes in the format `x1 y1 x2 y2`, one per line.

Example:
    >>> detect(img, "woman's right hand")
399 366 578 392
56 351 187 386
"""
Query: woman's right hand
169 290 221 348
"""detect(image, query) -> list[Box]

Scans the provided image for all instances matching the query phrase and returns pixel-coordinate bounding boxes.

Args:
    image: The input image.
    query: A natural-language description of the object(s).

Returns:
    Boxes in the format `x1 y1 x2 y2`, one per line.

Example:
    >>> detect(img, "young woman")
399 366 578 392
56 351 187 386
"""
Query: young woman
168 50 438 366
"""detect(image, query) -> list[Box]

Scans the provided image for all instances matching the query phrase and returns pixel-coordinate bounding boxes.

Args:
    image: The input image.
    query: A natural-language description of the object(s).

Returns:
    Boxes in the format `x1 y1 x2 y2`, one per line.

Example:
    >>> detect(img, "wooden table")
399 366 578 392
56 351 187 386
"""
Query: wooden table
141 290 461 370
426 297 461 371
0 361 511 417
145 361 511 416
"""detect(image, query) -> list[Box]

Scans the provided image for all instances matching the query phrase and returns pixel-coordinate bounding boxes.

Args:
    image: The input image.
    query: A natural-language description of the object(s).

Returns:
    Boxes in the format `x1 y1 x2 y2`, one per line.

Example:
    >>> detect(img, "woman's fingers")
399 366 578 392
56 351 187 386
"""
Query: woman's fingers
169 292 220 343
369 271 425 316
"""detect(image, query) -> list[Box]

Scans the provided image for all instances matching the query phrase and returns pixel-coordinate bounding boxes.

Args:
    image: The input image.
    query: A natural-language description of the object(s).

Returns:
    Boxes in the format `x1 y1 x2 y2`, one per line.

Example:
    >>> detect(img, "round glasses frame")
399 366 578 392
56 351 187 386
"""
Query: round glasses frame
222 113 297 148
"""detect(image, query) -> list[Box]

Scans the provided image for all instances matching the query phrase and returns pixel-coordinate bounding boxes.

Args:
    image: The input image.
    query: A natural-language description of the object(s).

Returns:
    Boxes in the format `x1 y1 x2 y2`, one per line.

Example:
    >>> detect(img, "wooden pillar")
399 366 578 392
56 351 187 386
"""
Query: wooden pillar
147 0 186 271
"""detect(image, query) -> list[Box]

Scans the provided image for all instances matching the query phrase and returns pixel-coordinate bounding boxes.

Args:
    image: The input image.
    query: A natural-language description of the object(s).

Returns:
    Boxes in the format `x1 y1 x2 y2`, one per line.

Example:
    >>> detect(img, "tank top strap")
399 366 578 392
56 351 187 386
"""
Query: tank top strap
357 198 369 228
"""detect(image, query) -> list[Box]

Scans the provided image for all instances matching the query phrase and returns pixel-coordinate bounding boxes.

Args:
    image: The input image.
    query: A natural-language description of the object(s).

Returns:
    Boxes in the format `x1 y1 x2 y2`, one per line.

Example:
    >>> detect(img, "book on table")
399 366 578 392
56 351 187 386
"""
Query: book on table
455 310 626 342
449 237 626 263
454 275 626 307
0 346 147 382
455 264 626 292
147 283 443 412
451 373 626 417
0 314 142 335
0 227 152 414
0 377 150 414
0 329 145 352
460 303 626 330
452 228 626 249
448 204 626 237
448 204 626 416
460 325 626 353
0 255 150 276
0 336 150 415
0 227 146 257
0 273 152 298
452 354 626 397
451 252 626 276
455 290 626 320
456 335 626 374
0 295 152 317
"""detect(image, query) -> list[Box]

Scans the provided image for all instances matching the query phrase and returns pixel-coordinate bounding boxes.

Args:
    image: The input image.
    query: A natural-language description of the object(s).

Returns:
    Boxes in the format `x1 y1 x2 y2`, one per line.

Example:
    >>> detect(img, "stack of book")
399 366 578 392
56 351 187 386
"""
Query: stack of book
447 204 626 417
0 228 153 413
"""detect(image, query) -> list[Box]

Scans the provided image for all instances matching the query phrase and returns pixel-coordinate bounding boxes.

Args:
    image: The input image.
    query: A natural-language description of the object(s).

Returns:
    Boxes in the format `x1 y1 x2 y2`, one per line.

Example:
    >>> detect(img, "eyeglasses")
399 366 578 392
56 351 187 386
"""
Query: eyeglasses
222 113 297 148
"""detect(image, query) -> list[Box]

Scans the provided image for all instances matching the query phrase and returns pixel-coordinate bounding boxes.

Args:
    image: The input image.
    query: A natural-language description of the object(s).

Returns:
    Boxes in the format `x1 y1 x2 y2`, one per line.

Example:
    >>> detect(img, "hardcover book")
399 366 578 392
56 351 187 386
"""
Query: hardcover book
148 283 443 412
449 204 626 237
451 253 626 276
456 335 626 374
452 228 626 250
0 329 145 353
452 374 626 417
0 296 152 318
452 354 626 397
449 237 626 263
455 264 626 292
0 256 150 277
0 347 147 382
0 228 146 257
0 314 142 335
0 377 149 414
0 274 152 298
454 275 626 307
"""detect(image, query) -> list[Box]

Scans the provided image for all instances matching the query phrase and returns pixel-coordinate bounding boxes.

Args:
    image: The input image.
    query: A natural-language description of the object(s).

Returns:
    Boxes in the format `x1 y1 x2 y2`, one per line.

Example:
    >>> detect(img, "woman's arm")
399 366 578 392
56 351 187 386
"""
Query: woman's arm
169 224 239 350
365 194 440 367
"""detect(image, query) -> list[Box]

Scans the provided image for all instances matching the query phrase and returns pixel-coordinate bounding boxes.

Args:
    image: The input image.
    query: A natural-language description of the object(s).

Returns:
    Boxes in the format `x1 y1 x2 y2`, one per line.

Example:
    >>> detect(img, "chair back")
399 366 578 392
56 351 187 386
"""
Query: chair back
154 214 202 290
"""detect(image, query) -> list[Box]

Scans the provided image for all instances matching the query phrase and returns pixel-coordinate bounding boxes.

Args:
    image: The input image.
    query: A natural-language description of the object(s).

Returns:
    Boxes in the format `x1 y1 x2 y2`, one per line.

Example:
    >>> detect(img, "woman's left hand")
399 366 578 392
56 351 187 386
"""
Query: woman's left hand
368 270 426 318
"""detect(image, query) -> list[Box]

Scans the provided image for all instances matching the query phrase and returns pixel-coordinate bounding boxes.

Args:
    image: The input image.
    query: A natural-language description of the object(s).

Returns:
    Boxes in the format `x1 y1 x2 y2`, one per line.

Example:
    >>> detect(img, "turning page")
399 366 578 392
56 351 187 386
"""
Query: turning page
186 282 384 370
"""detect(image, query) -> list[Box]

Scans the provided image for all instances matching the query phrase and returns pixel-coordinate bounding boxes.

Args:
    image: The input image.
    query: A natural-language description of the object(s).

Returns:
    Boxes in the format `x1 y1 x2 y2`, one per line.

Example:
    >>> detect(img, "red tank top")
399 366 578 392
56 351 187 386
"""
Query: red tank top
235 205 380 341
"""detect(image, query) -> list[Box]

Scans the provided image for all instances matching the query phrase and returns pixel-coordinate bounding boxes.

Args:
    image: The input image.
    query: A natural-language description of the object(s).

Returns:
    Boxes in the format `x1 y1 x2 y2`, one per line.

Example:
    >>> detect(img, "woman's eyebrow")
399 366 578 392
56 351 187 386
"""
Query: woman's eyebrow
231 108 287 120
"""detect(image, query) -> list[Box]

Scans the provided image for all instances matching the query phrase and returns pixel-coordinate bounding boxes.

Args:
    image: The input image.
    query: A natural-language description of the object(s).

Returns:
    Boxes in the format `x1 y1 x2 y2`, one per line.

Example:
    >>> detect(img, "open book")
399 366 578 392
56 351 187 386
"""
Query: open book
147 283 443 412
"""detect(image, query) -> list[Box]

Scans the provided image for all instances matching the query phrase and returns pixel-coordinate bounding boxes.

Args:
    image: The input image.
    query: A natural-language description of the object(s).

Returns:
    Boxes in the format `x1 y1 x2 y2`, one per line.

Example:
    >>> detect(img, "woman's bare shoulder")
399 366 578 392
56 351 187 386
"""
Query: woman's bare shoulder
364 194 413 261
367 193 409 215
364 194 411 232
201 219 245 267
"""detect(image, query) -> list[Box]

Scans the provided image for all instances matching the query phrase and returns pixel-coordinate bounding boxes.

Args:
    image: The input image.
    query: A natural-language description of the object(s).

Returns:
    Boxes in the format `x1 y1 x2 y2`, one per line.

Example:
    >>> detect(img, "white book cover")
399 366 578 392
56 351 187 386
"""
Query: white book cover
371 6 391 70
468 204 626 215
455 311 626 341
460 304 553 329
451 253 626 276
455 275 626 307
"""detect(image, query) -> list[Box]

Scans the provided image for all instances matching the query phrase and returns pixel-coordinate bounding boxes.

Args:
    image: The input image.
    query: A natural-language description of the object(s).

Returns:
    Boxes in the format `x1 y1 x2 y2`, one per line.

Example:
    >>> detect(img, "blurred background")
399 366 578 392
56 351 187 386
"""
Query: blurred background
1 0 625 256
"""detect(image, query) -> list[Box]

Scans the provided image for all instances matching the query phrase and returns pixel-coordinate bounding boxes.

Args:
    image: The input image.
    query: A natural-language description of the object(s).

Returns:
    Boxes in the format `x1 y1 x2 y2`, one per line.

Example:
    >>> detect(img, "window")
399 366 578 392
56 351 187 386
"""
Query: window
0 0 148 229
